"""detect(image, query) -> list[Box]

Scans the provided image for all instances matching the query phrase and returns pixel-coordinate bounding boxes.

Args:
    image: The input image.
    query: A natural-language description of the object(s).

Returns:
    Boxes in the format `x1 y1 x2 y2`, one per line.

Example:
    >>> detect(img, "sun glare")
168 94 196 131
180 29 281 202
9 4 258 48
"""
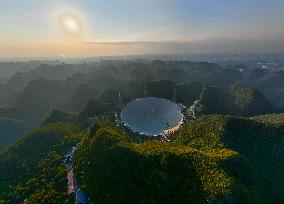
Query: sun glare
60 14 82 35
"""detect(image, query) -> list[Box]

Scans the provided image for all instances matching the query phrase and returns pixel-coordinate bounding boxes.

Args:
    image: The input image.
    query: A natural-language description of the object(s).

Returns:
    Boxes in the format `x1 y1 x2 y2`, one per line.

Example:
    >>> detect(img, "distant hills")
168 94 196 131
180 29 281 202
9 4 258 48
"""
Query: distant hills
0 61 60 80
0 59 283 203
0 60 282 151
0 108 40 151
201 86 278 116
0 60 283 114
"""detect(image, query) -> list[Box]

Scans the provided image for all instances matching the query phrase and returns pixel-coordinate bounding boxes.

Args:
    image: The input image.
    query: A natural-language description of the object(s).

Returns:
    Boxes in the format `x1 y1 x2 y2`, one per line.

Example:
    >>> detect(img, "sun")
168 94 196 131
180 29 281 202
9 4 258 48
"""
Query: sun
59 14 82 35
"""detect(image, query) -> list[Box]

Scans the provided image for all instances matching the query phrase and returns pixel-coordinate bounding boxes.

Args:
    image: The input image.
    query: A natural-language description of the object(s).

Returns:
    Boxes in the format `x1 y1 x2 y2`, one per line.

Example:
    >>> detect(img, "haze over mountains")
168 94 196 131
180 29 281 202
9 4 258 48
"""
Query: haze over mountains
1 0 284 203
0 55 283 203
0 57 283 152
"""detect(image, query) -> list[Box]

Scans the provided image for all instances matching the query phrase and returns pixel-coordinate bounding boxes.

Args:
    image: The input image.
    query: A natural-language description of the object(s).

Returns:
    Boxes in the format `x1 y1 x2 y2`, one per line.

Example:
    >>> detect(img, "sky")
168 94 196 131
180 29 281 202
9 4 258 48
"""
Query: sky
0 0 284 57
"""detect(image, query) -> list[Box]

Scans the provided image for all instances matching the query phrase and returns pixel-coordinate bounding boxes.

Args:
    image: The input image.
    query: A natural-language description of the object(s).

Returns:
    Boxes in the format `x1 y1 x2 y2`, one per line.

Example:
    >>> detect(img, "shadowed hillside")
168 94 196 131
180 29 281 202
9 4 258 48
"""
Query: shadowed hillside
175 115 284 203
73 116 284 203
0 122 80 203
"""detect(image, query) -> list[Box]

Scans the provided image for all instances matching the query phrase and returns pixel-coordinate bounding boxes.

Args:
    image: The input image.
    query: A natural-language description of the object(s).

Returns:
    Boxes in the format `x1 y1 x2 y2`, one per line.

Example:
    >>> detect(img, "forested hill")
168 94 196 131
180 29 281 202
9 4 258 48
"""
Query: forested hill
0 59 283 203
1 78 279 152
0 60 282 152
0 111 284 203
0 122 80 203
72 114 284 203
0 108 40 151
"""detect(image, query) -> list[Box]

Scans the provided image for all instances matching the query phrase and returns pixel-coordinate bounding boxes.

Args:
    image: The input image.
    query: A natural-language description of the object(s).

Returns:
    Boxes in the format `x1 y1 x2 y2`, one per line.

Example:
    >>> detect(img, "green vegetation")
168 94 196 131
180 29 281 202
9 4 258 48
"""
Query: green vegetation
41 110 77 126
201 87 278 116
1 112 283 203
78 98 112 119
0 122 81 203
176 115 284 203
146 80 175 100
73 78 278 119
0 108 40 152
73 116 284 203
0 59 284 203
100 89 120 108
15 79 65 115
251 113 284 124
0 117 29 151
176 81 204 106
